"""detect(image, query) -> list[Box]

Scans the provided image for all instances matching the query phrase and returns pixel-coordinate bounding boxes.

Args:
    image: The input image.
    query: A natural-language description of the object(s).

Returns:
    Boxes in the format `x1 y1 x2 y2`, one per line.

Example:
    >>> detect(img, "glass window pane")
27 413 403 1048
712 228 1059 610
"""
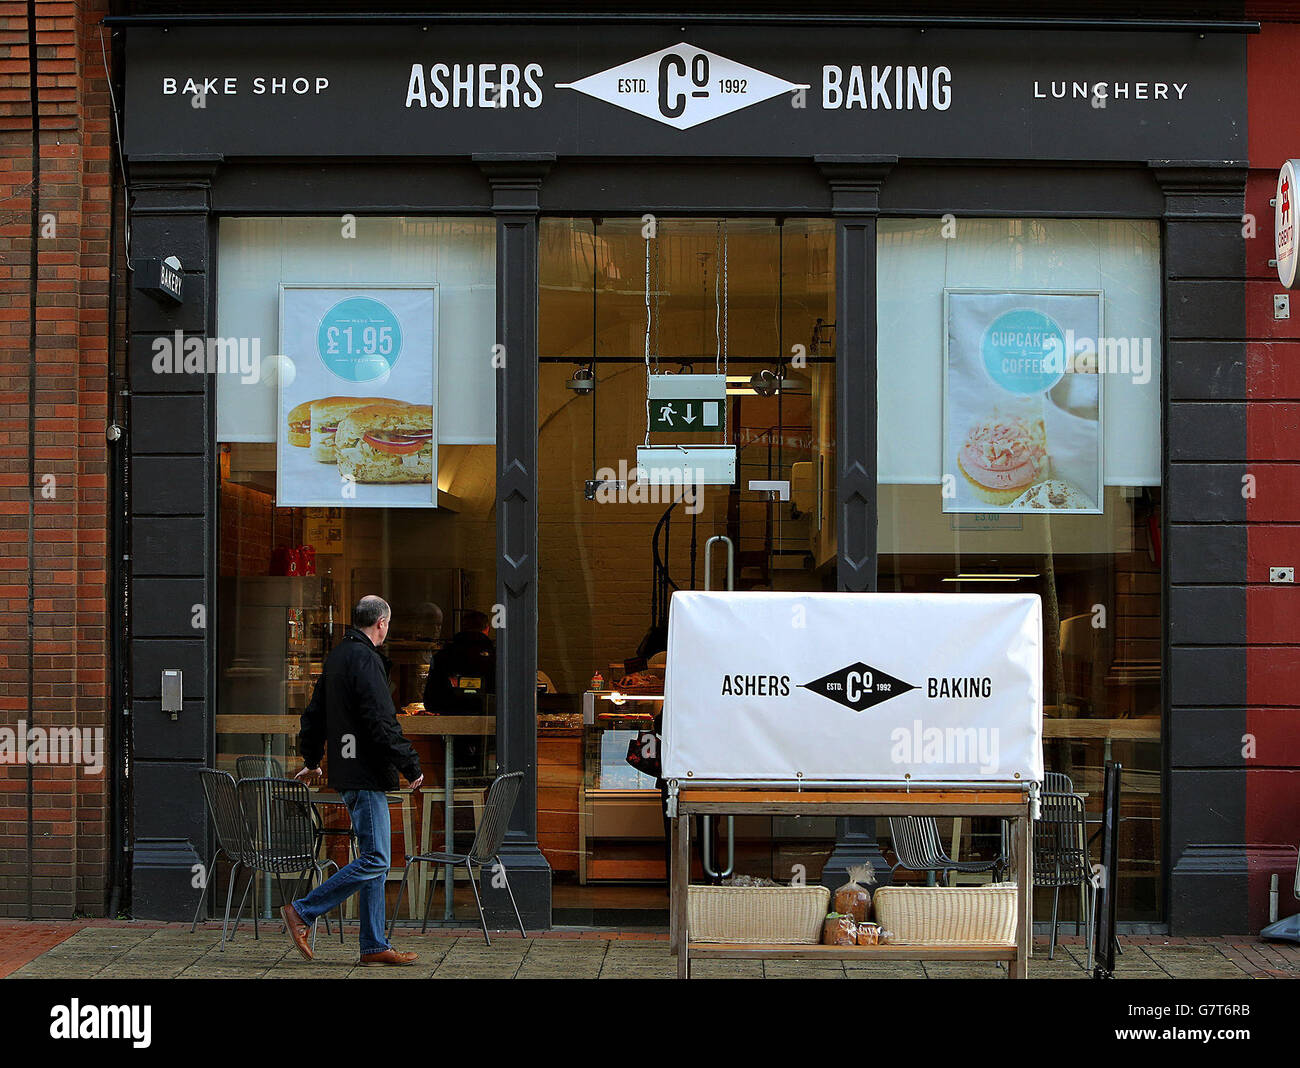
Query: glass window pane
539 217 836 906
216 217 496 922
878 217 1163 921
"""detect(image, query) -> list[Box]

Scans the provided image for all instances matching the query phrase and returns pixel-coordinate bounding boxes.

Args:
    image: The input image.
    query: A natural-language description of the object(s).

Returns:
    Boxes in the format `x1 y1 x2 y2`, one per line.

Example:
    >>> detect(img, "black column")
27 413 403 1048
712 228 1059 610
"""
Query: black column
126 156 221 919
817 156 897 890
477 154 554 928
1151 162 1250 934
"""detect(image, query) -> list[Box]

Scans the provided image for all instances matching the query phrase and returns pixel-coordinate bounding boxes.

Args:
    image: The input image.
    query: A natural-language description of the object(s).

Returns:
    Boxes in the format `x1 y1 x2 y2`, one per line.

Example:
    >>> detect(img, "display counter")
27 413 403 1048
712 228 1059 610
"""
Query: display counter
578 691 664 882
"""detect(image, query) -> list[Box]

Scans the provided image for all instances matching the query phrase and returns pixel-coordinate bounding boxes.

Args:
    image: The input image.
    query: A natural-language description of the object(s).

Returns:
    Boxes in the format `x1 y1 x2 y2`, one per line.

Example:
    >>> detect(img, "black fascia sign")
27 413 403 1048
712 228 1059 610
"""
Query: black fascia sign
135 255 184 305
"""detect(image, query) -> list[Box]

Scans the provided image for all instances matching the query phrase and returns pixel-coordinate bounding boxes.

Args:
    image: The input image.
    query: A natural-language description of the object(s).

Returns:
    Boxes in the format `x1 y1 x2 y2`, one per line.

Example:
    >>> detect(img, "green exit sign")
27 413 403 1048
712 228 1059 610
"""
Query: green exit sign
649 398 722 433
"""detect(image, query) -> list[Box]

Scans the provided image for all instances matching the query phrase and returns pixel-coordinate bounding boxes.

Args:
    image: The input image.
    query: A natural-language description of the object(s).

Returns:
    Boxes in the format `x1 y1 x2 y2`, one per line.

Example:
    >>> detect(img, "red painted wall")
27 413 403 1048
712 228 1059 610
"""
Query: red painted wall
1244 11 1300 930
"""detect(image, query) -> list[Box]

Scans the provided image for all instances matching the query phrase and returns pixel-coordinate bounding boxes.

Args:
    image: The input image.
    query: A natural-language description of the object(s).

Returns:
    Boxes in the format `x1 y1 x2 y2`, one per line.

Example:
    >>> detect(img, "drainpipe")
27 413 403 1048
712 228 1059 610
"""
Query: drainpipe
24 0 38 923
103 11 130 920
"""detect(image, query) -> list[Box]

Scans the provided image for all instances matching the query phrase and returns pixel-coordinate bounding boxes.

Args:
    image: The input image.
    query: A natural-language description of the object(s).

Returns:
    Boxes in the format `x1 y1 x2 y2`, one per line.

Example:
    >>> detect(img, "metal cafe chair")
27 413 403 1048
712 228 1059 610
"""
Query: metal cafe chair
388 770 527 946
236 754 286 780
1044 769 1089 932
235 776 344 952
888 816 1007 885
193 768 258 951
1044 771 1075 795
1034 790 1096 967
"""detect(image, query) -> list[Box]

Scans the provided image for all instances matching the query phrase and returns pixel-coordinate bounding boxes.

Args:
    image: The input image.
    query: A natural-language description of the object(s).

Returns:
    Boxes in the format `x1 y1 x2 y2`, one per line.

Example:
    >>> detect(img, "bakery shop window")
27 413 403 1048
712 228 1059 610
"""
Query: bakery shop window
537 218 838 909
877 218 1164 922
214 218 498 914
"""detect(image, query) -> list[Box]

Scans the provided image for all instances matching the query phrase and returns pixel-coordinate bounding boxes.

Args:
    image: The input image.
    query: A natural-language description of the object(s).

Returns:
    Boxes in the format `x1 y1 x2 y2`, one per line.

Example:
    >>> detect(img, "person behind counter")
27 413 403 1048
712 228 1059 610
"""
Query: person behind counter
284 594 425 966
423 608 495 711
423 609 496 783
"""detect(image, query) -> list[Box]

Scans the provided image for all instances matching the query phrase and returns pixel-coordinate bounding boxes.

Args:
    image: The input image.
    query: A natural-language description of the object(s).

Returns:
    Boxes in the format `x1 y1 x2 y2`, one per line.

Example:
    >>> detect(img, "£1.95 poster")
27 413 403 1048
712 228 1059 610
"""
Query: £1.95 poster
943 289 1103 515
277 285 438 508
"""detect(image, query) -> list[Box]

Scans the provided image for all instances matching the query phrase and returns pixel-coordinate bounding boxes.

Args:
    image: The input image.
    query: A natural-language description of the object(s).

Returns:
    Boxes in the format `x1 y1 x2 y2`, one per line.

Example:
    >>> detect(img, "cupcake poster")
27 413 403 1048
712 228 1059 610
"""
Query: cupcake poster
277 284 438 509
943 290 1103 515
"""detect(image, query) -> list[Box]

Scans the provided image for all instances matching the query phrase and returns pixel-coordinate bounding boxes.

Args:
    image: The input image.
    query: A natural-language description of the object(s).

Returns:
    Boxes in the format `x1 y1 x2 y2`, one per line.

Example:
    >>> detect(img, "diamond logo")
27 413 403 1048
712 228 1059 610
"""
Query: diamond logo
800 661 918 714
556 42 809 130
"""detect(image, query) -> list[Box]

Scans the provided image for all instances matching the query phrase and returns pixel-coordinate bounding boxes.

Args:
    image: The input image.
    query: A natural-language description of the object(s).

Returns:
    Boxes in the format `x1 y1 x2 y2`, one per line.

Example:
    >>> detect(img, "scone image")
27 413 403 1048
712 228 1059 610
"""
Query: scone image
286 401 313 448
308 396 389 463
1009 479 1096 511
335 402 433 484
956 415 1048 505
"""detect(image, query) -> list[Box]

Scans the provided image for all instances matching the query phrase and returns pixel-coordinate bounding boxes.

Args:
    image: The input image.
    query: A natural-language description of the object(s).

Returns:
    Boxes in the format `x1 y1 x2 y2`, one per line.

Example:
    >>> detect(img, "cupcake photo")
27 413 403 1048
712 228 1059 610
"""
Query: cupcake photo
956 414 1048 505
944 290 1104 514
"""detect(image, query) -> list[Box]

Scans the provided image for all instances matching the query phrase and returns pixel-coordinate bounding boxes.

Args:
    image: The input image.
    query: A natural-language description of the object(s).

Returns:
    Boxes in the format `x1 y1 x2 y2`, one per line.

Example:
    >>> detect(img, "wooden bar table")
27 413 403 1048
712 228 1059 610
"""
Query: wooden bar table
397 715 496 920
670 784 1035 980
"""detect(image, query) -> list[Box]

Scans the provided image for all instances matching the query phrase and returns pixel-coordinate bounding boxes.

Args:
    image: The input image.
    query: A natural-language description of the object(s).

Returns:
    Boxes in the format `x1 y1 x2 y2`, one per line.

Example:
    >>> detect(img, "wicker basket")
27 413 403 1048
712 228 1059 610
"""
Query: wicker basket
687 885 830 944
872 884 1018 945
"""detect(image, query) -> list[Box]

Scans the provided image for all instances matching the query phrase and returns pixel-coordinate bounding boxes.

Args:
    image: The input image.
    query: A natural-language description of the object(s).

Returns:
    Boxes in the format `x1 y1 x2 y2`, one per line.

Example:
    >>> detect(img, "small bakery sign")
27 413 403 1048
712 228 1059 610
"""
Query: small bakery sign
1276 159 1300 289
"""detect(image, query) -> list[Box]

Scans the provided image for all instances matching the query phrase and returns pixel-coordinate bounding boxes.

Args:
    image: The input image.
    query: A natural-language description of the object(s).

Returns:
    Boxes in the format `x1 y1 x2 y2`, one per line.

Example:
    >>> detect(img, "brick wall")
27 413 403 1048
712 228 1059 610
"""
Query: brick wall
0 0 114 918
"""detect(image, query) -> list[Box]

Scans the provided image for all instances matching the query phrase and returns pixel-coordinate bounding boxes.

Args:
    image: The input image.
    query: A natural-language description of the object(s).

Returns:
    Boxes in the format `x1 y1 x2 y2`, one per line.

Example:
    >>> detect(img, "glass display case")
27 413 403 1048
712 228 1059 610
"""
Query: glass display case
584 693 660 790
579 692 665 882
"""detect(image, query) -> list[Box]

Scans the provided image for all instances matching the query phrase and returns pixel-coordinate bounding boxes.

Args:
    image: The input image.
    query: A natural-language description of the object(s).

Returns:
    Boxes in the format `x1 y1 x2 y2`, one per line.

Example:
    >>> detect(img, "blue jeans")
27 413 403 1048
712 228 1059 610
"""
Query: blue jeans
292 789 391 955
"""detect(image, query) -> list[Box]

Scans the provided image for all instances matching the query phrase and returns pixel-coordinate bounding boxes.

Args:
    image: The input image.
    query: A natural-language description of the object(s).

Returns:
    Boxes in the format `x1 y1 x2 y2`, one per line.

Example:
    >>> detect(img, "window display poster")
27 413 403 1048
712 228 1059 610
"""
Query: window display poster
303 508 344 553
277 285 437 508
943 290 1103 515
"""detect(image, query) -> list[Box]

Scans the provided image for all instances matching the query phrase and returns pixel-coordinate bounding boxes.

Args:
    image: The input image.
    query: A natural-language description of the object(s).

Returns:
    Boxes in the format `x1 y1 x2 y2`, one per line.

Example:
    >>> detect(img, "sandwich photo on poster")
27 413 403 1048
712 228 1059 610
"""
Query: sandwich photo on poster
277 285 437 508
943 289 1103 515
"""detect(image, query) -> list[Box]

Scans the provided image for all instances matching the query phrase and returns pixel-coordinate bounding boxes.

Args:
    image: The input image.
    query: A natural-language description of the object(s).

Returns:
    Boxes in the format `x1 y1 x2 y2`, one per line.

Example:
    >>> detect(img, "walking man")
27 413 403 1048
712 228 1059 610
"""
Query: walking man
282 595 424 965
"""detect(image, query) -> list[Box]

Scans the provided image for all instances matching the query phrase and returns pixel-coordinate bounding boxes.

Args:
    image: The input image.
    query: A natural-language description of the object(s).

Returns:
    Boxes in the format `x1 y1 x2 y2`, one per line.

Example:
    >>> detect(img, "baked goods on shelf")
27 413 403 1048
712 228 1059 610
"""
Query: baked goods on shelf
832 863 875 921
614 670 662 695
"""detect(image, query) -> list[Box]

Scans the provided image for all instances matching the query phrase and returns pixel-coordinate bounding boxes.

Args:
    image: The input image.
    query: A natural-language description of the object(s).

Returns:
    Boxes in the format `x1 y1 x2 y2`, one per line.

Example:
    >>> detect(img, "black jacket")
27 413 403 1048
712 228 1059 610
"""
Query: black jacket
423 629 496 713
300 627 421 791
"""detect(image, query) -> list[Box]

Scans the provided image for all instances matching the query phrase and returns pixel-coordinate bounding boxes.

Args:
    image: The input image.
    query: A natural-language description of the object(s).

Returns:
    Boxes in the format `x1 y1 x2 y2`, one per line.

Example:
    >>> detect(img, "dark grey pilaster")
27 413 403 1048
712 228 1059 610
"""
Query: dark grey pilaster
1151 162 1249 934
478 154 554 929
818 156 896 891
126 155 222 920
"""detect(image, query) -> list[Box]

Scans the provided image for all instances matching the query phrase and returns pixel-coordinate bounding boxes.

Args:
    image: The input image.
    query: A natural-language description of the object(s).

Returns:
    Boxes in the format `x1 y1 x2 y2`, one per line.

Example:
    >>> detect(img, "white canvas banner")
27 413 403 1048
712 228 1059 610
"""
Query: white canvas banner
662 591 1043 785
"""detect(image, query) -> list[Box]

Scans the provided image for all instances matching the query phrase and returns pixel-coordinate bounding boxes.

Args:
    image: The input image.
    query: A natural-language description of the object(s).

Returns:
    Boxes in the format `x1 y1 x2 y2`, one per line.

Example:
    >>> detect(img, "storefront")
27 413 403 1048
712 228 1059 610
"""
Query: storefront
113 12 1251 931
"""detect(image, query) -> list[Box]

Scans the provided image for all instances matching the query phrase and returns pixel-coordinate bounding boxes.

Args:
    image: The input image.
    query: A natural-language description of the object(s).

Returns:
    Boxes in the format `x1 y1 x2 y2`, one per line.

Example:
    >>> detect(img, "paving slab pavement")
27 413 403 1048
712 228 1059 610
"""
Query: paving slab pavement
2 921 1297 979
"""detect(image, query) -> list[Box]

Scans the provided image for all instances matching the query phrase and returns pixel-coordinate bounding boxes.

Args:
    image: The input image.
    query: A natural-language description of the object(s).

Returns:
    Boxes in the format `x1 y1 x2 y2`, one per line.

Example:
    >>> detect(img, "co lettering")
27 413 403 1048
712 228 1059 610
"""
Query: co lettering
845 670 874 704
659 51 710 119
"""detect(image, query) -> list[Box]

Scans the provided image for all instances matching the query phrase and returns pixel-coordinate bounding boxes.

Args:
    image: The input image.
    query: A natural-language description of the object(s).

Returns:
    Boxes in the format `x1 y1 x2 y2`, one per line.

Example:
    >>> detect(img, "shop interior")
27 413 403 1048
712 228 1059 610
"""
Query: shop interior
214 214 1164 927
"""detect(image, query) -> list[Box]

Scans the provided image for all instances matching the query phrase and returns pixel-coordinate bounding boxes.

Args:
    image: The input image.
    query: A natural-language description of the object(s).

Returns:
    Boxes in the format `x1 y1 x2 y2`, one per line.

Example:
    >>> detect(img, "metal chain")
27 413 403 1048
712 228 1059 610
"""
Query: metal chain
721 219 729 443
713 221 722 378
644 228 652 447
653 223 662 371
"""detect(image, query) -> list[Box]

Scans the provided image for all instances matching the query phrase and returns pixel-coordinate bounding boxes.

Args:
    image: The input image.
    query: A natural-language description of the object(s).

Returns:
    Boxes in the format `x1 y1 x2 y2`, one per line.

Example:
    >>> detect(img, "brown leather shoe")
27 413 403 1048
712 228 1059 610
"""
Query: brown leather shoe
280 904 313 961
358 948 419 967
